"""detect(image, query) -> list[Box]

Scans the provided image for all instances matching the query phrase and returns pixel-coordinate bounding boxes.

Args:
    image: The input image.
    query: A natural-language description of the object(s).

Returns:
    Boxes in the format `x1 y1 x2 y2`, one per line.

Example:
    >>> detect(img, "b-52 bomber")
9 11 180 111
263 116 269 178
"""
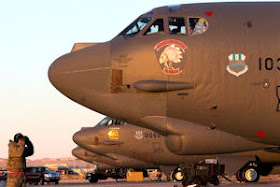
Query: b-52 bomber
73 117 280 184
72 147 154 183
48 2 280 186
72 146 157 170
72 148 113 171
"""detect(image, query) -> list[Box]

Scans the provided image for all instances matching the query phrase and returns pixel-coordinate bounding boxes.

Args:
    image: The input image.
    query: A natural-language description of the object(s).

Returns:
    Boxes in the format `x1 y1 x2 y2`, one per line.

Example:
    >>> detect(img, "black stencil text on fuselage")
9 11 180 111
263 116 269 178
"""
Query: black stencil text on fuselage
276 86 280 112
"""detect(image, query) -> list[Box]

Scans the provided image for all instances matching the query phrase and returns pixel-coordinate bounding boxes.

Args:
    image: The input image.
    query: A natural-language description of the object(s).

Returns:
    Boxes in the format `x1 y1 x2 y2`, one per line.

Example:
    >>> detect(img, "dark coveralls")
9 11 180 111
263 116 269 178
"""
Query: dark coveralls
6 138 34 187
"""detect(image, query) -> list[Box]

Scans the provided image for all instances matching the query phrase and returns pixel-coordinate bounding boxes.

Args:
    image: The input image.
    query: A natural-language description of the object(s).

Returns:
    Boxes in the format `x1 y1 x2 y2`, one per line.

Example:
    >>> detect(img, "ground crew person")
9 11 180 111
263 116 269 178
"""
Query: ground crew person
6 133 34 187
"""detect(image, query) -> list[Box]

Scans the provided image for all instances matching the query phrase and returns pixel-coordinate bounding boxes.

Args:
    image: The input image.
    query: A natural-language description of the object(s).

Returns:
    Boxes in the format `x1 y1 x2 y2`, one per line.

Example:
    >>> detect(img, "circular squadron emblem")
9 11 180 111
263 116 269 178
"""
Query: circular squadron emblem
154 39 187 75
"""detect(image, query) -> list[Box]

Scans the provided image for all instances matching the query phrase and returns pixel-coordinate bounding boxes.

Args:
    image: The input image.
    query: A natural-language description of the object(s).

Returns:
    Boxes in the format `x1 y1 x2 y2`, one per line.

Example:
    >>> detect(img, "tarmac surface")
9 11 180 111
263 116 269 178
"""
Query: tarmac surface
26 180 280 187
25 178 280 187
1 175 280 187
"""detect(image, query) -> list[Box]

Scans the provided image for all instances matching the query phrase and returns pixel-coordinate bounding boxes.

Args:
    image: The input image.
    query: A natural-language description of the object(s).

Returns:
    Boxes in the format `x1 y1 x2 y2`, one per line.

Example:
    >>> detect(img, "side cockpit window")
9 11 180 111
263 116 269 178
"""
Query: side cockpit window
115 120 122 126
99 117 125 126
121 17 151 36
169 17 186 35
99 118 113 126
188 17 208 36
144 19 164 35
107 119 113 126
99 118 110 126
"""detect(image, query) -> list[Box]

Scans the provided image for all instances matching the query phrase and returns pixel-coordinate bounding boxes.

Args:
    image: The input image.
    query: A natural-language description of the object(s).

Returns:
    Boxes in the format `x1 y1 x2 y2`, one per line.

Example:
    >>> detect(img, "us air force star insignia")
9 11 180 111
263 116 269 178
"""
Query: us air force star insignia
226 54 248 77
135 130 143 140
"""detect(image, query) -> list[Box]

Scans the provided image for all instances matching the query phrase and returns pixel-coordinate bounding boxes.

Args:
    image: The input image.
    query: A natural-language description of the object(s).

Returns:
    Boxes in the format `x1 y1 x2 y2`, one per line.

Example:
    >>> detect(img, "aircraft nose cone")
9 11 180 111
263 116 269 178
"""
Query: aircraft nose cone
72 147 84 157
48 42 111 108
73 128 100 146
48 52 82 93
48 56 63 90
73 130 88 146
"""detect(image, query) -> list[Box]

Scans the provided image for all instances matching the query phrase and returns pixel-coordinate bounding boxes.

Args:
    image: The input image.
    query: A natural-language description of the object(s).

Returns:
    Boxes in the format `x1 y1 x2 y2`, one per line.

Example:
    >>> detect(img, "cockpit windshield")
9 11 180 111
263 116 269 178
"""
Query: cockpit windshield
99 118 110 126
144 19 164 35
98 117 124 126
169 17 186 34
120 17 151 36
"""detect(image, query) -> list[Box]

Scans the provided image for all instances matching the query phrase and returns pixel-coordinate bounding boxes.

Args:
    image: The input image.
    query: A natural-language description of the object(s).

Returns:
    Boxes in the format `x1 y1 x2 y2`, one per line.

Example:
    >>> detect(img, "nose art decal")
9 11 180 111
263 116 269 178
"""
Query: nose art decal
154 39 187 75
108 129 119 140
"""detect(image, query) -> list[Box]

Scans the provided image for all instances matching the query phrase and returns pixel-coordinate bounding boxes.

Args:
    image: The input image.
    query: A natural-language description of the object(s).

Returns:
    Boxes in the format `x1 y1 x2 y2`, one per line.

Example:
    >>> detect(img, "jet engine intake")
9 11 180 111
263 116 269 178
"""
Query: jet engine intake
165 135 182 153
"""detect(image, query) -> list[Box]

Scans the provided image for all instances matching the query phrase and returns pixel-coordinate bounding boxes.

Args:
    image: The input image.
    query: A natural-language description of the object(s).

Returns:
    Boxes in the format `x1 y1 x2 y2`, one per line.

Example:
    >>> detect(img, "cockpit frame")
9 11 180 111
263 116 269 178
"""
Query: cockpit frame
118 14 208 38
98 117 126 127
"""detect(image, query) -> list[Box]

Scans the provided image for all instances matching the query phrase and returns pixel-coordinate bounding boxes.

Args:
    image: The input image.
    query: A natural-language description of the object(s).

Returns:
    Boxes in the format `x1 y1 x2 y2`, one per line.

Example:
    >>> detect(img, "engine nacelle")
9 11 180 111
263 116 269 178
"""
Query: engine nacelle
141 116 270 155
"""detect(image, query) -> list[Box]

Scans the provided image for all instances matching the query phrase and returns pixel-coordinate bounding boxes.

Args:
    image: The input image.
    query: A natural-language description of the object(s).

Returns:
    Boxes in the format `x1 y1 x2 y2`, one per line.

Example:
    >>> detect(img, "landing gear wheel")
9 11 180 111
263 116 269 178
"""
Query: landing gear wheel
242 166 260 183
236 170 243 182
172 168 184 181
89 174 98 183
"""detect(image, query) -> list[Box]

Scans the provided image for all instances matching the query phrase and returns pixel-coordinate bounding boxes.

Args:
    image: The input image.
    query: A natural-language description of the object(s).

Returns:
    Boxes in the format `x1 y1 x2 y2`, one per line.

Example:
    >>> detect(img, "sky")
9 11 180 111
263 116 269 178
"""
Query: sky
0 0 277 160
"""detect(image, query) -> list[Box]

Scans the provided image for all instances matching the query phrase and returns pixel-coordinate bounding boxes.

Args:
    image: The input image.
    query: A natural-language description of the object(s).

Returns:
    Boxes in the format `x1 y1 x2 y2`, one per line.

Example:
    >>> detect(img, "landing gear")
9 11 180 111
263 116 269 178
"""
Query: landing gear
242 166 260 182
172 167 184 181
89 174 98 183
235 162 260 183
235 170 243 182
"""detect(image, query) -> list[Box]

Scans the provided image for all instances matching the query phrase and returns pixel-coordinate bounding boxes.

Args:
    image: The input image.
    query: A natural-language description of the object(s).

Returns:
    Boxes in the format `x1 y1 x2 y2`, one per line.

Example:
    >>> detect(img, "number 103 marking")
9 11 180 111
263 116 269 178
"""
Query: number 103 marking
259 58 280 71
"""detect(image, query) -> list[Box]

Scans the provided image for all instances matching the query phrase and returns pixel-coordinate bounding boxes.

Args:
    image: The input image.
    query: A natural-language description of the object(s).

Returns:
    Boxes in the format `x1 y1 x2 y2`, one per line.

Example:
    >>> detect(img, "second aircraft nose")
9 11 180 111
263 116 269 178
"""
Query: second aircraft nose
72 147 85 157
73 128 100 146
73 130 88 146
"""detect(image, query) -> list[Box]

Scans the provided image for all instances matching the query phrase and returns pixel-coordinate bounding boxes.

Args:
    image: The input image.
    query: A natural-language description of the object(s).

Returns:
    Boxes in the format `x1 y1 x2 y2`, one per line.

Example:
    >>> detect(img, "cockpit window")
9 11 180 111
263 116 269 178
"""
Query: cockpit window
99 118 113 126
115 120 121 125
107 120 113 126
99 118 125 126
188 17 208 36
99 118 110 126
144 19 164 35
169 17 186 35
121 17 151 36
